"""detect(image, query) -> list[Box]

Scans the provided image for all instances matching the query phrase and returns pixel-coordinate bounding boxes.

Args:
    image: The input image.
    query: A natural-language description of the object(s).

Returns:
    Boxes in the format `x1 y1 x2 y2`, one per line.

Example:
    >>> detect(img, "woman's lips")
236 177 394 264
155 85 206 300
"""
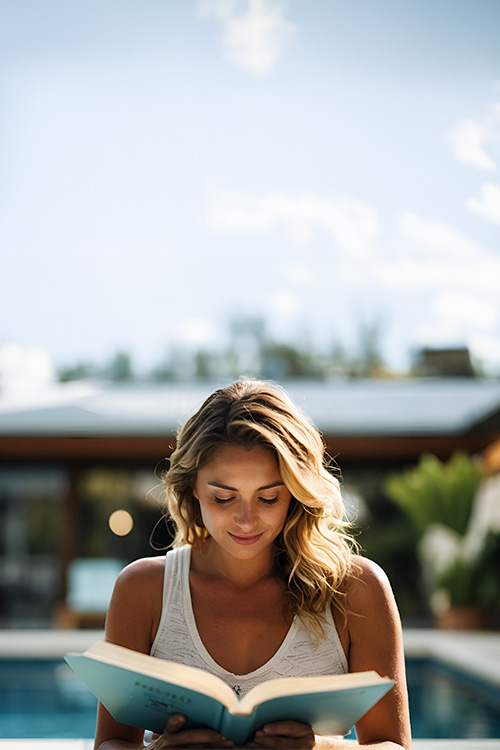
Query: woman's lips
228 532 263 545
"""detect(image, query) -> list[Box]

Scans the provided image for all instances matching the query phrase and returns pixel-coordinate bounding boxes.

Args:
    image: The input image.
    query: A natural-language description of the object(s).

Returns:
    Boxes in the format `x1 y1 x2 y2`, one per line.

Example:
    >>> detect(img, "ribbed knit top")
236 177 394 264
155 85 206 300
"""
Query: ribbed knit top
151 546 348 697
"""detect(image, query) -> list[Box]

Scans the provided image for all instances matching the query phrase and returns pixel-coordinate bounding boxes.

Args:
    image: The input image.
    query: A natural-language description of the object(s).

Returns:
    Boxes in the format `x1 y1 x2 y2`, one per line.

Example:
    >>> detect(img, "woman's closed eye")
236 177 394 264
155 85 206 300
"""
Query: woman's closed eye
259 496 279 505
213 495 279 505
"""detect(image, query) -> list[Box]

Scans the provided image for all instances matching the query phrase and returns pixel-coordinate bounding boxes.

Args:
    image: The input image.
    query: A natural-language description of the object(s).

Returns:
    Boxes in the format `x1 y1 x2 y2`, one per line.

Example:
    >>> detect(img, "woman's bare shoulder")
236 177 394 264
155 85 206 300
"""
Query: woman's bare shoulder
346 554 398 617
105 555 166 652
114 554 165 592
349 554 392 583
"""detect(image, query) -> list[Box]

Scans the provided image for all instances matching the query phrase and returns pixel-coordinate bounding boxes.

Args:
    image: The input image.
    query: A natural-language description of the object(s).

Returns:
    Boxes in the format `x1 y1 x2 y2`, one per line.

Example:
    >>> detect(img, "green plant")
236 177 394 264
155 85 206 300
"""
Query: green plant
383 452 499 621
384 452 483 537
435 556 480 607
472 531 500 608
435 531 500 609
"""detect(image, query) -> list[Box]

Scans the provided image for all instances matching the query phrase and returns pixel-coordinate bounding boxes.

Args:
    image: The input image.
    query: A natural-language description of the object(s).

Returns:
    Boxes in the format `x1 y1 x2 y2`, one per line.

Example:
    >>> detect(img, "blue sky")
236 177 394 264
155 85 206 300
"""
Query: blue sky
1 0 499 388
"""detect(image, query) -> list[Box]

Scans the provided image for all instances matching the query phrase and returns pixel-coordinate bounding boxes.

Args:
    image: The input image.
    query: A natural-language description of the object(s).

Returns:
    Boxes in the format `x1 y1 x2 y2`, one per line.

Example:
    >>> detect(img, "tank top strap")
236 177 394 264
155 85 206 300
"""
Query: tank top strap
151 546 183 655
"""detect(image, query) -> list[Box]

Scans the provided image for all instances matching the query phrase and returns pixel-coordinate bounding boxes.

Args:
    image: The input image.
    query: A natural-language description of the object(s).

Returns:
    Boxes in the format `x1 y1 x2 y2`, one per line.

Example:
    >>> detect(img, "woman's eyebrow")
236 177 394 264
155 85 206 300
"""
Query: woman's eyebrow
207 481 285 491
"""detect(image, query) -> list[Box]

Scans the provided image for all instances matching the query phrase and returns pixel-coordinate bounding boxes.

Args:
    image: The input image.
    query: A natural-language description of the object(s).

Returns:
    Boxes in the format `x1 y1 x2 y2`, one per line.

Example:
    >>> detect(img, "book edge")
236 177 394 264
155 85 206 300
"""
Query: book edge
67 641 239 712
239 671 393 713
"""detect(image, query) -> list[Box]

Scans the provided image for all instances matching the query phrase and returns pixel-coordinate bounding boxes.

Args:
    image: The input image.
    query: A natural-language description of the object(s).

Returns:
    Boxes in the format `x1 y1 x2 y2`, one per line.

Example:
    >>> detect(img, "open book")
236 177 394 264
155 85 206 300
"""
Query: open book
65 641 393 745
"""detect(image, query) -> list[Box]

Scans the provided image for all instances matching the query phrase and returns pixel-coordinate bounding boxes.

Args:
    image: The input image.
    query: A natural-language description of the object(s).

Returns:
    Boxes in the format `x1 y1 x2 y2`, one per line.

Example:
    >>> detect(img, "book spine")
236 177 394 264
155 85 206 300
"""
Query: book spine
221 711 257 746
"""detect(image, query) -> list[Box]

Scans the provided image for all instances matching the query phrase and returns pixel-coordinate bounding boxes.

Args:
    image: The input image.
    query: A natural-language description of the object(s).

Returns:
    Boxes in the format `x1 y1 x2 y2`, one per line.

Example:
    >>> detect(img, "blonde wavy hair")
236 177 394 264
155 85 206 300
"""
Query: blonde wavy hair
162 379 356 635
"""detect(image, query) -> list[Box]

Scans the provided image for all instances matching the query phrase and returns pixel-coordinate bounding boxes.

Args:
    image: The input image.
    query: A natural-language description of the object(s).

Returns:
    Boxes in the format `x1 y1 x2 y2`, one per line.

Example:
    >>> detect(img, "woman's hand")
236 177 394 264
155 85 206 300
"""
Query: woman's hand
251 721 315 749
150 714 234 748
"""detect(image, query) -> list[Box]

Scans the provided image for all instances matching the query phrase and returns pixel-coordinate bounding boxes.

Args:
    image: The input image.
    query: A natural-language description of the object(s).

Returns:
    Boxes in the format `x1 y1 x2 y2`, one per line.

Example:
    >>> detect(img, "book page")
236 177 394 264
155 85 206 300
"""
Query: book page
238 670 391 714
84 642 239 711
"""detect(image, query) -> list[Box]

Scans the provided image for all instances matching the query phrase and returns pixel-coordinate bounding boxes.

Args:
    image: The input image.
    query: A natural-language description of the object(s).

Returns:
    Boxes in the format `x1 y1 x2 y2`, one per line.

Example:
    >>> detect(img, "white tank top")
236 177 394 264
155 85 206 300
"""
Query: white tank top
151 546 348 697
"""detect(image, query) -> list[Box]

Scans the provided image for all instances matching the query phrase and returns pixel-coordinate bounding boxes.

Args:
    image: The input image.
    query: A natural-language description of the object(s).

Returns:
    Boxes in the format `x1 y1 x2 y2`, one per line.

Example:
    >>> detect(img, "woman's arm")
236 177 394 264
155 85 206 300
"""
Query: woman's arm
93 556 165 750
251 557 411 750
342 555 411 750
94 556 234 750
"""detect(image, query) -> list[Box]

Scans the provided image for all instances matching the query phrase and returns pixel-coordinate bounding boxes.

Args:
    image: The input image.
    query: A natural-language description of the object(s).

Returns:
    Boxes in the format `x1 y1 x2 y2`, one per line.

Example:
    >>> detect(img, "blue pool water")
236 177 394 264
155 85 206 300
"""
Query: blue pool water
1 658 500 739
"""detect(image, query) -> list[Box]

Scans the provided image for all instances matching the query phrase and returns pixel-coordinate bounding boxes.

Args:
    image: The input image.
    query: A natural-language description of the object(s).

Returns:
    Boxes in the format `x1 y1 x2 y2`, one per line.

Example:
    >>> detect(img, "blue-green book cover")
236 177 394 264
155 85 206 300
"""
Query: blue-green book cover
65 641 393 745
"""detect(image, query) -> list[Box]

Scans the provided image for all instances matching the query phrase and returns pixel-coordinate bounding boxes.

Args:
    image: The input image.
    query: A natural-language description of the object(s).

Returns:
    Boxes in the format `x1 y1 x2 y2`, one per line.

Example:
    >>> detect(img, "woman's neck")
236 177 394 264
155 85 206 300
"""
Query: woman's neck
191 539 277 588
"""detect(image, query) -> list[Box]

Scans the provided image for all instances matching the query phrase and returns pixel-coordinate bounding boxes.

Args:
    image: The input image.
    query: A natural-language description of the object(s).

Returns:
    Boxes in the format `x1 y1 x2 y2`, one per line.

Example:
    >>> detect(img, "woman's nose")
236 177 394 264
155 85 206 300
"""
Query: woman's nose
234 500 257 528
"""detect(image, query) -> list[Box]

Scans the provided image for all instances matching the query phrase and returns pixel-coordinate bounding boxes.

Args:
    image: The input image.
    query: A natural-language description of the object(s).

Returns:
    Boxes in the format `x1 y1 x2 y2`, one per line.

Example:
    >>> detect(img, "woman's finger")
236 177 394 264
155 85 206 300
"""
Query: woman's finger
152 713 234 748
253 721 315 749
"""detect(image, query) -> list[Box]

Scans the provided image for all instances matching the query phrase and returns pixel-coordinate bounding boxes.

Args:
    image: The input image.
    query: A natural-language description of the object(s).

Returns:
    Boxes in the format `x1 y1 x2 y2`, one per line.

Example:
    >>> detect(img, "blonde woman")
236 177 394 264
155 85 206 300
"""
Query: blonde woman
95 380 411 750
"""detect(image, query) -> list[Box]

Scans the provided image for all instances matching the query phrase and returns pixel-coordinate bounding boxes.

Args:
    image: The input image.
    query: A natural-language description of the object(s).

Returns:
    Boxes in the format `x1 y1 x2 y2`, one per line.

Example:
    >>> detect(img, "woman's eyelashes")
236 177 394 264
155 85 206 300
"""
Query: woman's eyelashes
259 496 279 505
213 495 280 505
214 496 235 505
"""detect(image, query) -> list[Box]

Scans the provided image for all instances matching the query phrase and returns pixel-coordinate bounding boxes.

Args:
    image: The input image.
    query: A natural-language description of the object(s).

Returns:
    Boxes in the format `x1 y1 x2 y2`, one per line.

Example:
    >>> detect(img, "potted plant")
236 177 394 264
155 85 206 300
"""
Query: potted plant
385 452 499 628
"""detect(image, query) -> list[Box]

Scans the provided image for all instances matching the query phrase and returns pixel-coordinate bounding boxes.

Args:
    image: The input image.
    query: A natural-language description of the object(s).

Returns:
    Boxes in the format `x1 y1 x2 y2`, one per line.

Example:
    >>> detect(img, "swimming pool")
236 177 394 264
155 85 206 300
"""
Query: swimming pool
2 658 500 739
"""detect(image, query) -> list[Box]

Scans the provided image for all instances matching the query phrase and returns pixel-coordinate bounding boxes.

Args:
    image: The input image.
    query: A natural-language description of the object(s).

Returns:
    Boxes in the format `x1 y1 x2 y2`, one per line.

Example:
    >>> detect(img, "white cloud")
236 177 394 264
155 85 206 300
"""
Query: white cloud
368 213 500 293
173 319 217 346
448 119 496 171
433 291 497 332
0 344 56 398
196 0 296 75
469 333 500 369
448 90 500 173
207 190 380 258
284 263 315 287
467 182 500 224
271 290 300 316
373 256 500 292
396 211 480 258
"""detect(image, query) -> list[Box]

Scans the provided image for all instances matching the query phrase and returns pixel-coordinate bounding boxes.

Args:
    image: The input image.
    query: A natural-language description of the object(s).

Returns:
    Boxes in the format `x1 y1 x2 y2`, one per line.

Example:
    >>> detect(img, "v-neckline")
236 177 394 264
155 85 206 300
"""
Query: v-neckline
181 545 299 678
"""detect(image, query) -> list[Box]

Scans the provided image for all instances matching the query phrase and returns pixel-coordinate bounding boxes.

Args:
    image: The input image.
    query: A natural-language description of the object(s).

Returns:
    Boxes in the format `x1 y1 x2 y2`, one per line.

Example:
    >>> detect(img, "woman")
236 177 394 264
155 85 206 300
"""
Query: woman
95 380 411 750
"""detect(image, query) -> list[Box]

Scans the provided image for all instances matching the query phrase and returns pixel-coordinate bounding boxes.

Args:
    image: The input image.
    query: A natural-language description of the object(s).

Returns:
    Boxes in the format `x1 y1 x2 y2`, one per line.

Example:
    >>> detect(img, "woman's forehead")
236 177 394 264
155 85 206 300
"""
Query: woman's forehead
199 443 280 475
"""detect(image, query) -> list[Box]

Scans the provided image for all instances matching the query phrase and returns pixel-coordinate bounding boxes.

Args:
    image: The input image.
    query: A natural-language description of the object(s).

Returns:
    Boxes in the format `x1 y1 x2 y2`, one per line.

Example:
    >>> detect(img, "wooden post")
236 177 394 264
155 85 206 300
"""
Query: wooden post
60 465 82 600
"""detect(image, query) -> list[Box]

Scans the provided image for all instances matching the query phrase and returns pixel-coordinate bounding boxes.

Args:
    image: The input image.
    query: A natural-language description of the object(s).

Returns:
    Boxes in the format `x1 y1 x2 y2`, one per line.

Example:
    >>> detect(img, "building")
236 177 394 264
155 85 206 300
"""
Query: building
1 377 500 626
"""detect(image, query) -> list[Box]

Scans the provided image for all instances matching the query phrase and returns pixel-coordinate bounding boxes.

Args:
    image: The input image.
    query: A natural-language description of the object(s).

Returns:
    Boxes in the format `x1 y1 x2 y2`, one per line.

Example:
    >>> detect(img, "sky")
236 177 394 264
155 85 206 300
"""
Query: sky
1 0 499 390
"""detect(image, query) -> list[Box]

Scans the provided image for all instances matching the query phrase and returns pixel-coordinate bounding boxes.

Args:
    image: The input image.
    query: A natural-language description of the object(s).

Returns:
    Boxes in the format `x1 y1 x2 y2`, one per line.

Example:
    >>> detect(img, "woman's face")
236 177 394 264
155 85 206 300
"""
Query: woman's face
193 443 292 560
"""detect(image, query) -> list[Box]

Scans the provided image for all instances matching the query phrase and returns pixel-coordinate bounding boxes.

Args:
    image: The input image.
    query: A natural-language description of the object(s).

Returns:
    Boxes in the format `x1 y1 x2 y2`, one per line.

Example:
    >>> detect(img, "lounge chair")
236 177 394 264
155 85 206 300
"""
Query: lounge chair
55 557 124 628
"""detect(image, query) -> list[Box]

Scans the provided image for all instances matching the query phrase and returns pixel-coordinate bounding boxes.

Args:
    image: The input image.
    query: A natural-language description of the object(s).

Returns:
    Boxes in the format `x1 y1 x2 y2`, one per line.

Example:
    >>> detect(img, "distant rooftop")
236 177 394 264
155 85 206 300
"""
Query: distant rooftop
1 378 500 438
